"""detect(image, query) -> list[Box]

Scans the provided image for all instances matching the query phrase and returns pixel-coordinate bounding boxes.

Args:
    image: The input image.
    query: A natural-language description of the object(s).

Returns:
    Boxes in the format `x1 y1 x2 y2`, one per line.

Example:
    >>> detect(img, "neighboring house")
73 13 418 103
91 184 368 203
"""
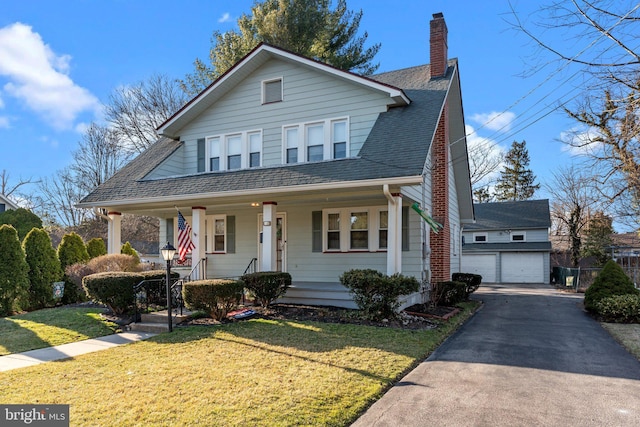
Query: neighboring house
461 199 551 284
78 13 474 308
0 194 18 213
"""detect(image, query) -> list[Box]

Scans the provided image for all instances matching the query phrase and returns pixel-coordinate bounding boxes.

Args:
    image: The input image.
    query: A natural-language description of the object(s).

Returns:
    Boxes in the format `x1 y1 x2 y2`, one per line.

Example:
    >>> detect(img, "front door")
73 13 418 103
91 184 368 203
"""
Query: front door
258 213 287 272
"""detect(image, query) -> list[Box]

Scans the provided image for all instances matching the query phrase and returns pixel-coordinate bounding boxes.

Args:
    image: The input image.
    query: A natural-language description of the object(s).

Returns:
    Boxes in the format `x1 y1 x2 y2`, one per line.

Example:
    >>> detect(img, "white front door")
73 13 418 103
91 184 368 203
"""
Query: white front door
258 213 287 272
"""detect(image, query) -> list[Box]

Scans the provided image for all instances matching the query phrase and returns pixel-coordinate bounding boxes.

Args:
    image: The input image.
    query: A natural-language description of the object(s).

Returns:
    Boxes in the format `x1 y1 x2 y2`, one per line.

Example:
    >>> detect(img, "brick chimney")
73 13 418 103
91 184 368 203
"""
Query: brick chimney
430 12 450 283
430 12 448 78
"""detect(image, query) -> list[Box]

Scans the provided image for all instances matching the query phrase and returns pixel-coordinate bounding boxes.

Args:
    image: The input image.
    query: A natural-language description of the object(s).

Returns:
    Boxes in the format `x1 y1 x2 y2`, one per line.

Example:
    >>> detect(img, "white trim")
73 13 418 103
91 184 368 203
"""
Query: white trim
262 77 283 104
473 232 488 243
206 129 263 172
206 214 227 253
322 206 388 252
282 117 350 163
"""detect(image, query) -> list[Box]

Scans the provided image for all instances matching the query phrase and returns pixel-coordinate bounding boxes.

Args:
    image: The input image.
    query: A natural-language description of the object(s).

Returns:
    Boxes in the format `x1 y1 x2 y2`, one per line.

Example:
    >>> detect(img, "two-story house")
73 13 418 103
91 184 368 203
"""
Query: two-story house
461 199 551 284
0 194 18 213
79 13 474 309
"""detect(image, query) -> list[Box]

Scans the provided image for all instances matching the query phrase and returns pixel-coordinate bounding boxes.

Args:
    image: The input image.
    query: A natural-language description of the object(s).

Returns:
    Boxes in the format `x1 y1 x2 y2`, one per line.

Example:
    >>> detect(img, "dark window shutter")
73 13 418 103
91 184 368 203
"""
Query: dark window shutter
264 79 282 103
197 138 205 172
166 218 174 247
402 206 409 251
227 216 236 253
312 211 322 252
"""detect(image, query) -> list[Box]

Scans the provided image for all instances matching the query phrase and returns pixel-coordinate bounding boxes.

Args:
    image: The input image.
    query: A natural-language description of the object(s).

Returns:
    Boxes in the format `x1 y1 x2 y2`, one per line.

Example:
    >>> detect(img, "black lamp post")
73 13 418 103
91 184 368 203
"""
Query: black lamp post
161 242 176 332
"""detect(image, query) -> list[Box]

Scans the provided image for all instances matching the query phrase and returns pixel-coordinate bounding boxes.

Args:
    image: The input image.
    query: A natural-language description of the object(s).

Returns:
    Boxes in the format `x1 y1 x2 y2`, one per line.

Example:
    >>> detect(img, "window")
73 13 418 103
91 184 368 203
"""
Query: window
282 117 349 163
214 218 225 251
249 132 261 167
226 135 241 170
327 213 340 250
511 232 526 242
306 124 324 162
285 127 298 164
206 131 262 172
262 78 283 104
473 233 487 243
206 215 226 252
378 211 388 249
332 120 347 159
350 211 368 250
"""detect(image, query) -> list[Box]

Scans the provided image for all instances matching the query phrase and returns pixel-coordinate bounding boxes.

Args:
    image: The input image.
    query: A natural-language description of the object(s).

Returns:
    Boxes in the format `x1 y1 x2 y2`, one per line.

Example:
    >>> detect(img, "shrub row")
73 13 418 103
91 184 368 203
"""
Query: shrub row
596 294 640 323
241 272 291 308
451 272 482 299
183 279 245 320
339 269 420 320
430 281 466 306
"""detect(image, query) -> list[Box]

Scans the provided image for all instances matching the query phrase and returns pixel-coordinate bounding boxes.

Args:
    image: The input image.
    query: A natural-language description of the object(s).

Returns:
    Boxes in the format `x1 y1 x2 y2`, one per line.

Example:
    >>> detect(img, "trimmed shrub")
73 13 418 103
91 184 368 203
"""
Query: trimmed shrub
87 253 141 273
596 294 640 323
183 279 245 320
86 237 107 259
23 228 62 310
58 232 89 270
83 272 142 314
584 260 639 312
340 269 420 320
0 207 42 241
0 224 29 316
451 272 482 299
120 241 140 264
241 271 292 307
431 281 467 306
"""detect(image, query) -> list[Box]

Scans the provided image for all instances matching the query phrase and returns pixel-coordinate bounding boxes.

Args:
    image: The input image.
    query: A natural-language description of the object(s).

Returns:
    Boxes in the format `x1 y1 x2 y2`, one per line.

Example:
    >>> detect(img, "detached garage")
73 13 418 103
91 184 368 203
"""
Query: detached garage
460 200 552 284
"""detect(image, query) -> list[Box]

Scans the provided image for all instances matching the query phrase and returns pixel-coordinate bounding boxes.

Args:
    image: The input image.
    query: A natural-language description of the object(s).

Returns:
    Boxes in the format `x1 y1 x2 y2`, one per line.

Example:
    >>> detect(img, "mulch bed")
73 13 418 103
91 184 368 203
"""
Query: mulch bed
185 303 462 330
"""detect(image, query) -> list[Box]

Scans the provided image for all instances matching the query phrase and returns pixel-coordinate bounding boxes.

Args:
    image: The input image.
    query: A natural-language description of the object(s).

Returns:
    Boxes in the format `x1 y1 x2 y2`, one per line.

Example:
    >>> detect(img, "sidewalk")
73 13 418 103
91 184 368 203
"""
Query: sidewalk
0 332 156 372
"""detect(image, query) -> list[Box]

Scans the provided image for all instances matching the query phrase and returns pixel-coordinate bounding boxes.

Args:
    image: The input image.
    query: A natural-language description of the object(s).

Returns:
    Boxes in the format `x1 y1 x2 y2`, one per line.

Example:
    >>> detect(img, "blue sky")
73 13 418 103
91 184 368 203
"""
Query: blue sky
0 1 582 202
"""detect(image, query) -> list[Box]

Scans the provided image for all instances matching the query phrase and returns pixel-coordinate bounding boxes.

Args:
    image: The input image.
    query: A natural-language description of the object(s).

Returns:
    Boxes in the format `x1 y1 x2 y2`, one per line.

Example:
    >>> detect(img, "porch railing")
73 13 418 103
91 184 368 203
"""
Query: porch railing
134 278 184 321
243 257 258 275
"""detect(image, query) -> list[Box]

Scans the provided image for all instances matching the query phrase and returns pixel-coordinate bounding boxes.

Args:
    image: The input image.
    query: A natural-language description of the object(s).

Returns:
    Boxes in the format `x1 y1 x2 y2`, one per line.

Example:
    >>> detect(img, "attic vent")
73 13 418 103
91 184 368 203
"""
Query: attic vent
263 78 283 104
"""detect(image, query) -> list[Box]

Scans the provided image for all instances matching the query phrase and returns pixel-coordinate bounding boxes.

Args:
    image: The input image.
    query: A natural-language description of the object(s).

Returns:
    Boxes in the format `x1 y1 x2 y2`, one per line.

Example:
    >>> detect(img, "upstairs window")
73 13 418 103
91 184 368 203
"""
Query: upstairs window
511 232 526 242
283 117 349 164
262 78 283 104
207 130 262 172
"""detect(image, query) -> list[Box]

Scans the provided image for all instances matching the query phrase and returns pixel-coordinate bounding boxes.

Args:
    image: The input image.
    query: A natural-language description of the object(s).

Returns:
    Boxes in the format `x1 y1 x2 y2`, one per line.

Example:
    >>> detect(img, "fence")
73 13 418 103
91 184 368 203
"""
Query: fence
553 265 640 292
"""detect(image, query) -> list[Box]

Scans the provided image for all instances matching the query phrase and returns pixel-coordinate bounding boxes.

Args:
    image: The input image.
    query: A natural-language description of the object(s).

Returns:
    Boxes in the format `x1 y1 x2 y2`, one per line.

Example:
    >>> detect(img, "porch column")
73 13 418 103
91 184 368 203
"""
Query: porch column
261 202 277 271
107 211 121 254
387 194 403 275
191 207 206 278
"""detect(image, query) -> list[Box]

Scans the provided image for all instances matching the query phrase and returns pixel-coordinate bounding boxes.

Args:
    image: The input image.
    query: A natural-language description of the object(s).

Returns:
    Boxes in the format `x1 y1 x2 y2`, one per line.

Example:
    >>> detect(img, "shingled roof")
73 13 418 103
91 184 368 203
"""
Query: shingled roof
79 57 457 207
464 199 551 231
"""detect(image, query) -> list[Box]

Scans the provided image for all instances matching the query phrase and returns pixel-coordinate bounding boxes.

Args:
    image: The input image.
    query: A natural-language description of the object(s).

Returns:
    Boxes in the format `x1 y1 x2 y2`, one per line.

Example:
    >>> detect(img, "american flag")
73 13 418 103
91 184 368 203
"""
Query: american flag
177 211 195 262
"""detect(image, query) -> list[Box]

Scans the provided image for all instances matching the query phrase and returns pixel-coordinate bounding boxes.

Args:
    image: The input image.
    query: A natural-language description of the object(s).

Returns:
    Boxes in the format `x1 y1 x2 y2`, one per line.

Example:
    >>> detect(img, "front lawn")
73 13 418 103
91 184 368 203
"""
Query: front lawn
601 322 640 361
0 306 119 355
0 302 478 427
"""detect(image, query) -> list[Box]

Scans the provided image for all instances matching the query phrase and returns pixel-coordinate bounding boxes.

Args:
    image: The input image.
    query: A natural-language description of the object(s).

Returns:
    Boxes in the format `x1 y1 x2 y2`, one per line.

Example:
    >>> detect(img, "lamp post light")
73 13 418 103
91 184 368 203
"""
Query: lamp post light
161 242 176 332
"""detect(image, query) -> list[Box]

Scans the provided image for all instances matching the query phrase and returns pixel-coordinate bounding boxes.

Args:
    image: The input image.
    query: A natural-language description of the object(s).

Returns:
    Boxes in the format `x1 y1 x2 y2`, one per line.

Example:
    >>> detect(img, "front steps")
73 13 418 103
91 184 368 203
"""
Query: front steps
128 309 191 333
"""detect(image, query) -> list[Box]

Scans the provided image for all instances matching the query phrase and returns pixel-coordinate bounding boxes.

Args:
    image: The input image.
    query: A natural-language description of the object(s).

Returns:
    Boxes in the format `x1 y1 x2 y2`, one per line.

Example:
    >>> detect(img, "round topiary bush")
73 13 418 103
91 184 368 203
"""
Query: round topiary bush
584 260 639 313
183 279 245 320
241 271 292 307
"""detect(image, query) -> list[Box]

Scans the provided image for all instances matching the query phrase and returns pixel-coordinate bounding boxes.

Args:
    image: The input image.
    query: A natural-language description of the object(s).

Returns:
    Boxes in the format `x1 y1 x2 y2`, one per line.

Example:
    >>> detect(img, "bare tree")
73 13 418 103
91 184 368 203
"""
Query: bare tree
36 168 89 228
468 140 503 187
546 164 602 266
0 169 38 200
104 74 188 154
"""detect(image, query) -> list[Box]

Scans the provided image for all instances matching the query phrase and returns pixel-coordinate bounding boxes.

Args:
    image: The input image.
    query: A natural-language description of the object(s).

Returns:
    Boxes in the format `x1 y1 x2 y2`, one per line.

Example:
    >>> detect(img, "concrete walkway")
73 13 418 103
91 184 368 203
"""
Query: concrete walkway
0 332 156 372
352 283 640 426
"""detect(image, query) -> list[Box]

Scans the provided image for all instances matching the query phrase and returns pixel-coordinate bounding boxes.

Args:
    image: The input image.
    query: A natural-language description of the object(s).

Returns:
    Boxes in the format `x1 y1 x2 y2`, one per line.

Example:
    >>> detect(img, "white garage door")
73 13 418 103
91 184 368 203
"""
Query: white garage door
501 253 544 283
461 254 496 283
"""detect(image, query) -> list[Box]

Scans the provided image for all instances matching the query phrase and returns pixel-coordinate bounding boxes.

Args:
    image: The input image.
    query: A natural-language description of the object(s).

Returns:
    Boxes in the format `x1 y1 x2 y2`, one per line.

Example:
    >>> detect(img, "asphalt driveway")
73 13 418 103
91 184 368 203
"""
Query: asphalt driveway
352 283 640 426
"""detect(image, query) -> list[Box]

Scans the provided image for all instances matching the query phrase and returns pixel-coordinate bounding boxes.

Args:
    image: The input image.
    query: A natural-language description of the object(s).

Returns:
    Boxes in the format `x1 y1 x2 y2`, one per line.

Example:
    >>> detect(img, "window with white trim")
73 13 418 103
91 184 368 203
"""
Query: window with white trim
262 78 283 104
473 233 488 243
206 215 226 253
207 130 262 171
511 231 526 242
323 207 388 252
282 117 349 163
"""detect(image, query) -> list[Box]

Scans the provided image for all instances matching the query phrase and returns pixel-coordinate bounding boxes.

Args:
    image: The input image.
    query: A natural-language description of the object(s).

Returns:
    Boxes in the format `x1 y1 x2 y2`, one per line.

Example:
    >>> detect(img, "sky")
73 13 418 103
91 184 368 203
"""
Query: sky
0 1 602 217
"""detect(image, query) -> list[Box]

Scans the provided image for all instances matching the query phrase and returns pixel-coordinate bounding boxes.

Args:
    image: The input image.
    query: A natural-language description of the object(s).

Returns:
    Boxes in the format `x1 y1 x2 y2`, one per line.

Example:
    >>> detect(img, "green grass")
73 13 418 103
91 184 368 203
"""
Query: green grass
0 307 120 355
601 322 640 361
0 301 478 427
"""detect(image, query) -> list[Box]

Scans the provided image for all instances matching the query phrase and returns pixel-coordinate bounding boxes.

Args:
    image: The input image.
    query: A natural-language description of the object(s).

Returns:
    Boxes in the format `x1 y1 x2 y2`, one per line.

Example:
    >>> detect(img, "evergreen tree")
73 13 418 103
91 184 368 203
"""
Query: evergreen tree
494 140 540 201
581 211 614 266
120 241 140 264
0 224 29 315
181 0 380 95
86 237 107 259
0 207 43 241
23 228 62 310
57 232 89 271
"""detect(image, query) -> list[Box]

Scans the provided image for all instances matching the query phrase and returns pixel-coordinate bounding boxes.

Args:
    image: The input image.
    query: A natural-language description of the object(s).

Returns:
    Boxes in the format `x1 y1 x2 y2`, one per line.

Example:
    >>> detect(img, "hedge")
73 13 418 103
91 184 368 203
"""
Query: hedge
596 294 640 323
431 281 467 306
183 279 245 320
451 272 482 299
241 271 292 307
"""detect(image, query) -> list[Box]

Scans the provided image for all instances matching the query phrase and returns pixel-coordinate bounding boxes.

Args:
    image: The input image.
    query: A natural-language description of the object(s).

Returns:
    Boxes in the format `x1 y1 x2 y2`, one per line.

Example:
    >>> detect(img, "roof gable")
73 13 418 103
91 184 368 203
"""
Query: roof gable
466 199 551 231
0 194 18 210
158 43 410 139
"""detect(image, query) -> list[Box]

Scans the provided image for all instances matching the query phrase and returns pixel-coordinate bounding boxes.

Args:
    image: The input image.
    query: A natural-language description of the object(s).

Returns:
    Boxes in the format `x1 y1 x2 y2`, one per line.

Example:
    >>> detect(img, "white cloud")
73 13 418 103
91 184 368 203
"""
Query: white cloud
0 94 4 108
0 22 99 130
470 111 516 133
559 126 601 156
0 116 9 128
218 12 233 23
465 124 506 188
